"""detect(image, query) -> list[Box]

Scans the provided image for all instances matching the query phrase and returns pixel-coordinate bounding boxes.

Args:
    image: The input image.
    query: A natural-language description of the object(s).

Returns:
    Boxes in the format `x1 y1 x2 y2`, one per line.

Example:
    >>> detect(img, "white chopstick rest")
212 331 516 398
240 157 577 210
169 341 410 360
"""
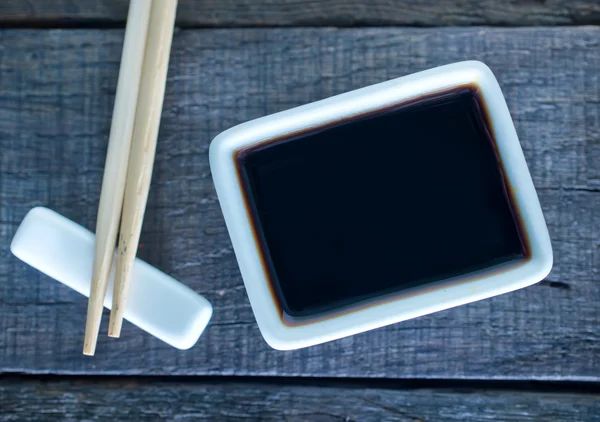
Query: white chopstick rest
10 207 212 350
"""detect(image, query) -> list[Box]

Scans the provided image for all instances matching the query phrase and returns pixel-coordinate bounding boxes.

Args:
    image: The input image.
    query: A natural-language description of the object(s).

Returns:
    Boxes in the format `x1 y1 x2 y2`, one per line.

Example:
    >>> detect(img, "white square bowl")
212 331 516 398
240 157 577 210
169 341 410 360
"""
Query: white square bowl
209 60 553 350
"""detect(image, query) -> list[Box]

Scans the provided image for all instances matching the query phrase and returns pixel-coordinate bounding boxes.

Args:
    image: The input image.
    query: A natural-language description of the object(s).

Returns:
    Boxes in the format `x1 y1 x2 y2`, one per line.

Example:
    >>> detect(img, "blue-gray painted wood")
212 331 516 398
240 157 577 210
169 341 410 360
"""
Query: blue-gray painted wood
0 28 599 379
1 378 599 421
1 0 599 26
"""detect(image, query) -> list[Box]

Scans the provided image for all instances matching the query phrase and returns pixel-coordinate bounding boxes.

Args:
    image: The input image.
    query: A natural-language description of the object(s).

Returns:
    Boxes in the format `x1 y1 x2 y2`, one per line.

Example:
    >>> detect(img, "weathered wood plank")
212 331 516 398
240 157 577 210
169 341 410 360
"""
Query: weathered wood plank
1 0 599 27
1 378 599 421
0 28 599 379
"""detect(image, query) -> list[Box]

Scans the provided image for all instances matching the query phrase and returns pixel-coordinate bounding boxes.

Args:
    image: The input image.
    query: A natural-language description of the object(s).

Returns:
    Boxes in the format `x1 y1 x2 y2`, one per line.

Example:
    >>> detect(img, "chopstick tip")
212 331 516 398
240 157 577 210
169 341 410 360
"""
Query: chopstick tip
108 317 123 338
83 341 96 356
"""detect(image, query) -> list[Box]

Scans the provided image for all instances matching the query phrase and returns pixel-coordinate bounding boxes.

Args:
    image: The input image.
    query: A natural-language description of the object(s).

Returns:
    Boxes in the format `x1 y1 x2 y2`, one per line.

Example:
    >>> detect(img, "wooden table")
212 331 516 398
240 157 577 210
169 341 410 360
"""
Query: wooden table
1 1 599 420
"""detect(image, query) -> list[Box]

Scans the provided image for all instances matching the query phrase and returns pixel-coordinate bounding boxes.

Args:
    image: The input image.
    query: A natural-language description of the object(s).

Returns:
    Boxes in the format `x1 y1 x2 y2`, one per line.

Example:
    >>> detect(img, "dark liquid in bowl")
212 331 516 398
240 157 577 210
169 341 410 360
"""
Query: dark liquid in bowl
236 87 529 319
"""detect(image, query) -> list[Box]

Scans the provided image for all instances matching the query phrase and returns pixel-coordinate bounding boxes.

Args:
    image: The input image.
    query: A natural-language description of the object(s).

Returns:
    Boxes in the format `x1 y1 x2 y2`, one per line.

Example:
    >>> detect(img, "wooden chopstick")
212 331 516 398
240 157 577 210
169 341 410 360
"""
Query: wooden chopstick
108 0 179 338
83 0 152 356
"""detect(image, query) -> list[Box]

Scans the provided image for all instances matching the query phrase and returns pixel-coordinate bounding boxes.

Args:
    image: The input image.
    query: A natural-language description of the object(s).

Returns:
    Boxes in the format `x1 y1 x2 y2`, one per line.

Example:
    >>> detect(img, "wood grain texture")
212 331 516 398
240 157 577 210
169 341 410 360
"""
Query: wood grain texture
1 378 599 421
1 0 600 27
0 28 599 379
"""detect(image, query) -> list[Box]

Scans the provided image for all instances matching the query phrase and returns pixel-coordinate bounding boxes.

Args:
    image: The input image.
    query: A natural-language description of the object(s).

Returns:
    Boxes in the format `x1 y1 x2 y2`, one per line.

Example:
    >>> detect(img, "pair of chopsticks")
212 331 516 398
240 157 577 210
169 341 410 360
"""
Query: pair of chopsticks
83 0 178 356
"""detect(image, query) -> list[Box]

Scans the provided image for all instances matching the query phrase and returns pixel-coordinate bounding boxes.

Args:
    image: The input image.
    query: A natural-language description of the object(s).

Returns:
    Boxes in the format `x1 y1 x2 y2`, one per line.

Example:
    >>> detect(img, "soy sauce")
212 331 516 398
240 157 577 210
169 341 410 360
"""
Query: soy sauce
236 87 529 319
